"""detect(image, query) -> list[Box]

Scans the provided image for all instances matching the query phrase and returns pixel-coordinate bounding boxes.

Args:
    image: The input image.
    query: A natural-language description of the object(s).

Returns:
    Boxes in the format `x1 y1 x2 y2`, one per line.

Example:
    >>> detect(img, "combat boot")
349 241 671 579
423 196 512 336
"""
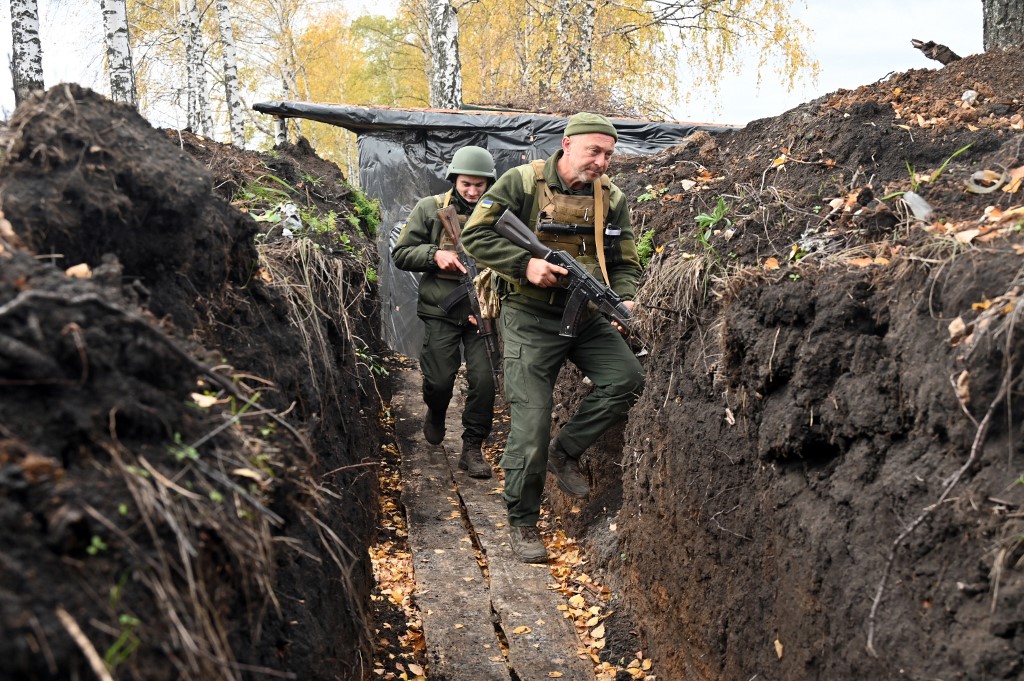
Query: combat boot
508 525 547 563
546 439 590 497
423 408 445 445
458 439 492 479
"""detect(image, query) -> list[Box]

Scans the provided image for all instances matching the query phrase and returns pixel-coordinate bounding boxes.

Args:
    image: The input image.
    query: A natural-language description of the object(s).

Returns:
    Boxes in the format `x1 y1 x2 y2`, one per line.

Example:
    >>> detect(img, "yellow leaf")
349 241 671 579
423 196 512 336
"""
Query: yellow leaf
896 124 912 131
454 623 464 629
1003 166 1024 193
972 299 992 311
547 673 564 678
772 154 787 167
774 638 784 658
591 623 606 639
764 257 780 271
568 595 586 609
513 625 532 635
65 263 93 278
892 87 902 95
407 664 424 676
642 658 653 670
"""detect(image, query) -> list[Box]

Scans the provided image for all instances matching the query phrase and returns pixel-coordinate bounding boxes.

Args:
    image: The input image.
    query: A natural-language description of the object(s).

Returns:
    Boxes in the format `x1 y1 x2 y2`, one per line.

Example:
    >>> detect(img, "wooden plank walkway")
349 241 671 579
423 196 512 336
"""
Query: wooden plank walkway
392 367 595 681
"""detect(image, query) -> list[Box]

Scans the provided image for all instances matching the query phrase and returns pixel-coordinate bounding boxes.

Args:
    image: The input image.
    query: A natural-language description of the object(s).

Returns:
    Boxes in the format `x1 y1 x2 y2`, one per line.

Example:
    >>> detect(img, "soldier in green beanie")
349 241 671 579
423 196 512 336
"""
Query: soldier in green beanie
462 113 645 563
392 145 498 478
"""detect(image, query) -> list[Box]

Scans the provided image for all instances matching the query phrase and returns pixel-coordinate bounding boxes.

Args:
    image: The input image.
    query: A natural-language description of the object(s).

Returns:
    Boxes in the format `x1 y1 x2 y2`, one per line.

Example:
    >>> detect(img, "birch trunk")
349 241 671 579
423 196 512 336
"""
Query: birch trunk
575 0 595 90
982 0 1024 50
215 0 245 146
100 0 137 106
9 0 44 105
425 0 462 109
180 2 197 130
188 0 213 134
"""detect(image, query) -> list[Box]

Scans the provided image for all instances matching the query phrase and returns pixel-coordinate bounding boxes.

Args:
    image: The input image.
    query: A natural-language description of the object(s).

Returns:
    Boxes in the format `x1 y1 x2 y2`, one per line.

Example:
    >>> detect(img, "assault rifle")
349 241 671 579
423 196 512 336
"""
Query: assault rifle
494 209 636 340
436 206 502 382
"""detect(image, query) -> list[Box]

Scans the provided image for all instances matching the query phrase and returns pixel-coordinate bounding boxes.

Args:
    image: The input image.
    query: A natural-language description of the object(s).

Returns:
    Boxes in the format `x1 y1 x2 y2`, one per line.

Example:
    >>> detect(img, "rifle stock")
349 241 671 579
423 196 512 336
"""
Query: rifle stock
494 209 638 342
435 206 503 381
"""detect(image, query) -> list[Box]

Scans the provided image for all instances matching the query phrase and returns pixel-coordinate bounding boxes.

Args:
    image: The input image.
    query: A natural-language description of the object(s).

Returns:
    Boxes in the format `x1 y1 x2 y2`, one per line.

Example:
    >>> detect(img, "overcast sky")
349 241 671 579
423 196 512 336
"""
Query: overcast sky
0 0 984 127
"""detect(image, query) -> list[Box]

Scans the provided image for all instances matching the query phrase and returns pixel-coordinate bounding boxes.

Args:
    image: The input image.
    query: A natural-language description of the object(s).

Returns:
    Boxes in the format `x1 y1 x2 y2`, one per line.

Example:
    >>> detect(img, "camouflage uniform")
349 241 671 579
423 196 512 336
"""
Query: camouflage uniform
392 189 495 446
462 150 645 528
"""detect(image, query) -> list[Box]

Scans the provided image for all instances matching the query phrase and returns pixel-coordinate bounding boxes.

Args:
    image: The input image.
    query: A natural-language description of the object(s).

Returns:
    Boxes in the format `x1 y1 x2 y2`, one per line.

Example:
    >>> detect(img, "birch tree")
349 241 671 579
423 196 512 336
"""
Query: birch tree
8 0 44 105
181 0 213 134
425 0 461 108
101 0 137 106
982 0 1024 51
215 0 245 145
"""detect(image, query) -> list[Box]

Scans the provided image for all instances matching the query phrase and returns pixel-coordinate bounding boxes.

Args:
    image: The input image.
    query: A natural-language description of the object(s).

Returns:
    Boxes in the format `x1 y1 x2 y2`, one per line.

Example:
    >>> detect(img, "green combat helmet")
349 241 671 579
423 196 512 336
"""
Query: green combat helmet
445 145 496 181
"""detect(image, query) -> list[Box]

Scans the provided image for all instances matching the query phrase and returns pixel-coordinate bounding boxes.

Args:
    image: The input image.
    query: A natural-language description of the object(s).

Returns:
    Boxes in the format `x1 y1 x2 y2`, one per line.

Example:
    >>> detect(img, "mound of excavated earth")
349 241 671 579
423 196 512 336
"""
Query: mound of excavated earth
0 85 384 681
548 46 1024 680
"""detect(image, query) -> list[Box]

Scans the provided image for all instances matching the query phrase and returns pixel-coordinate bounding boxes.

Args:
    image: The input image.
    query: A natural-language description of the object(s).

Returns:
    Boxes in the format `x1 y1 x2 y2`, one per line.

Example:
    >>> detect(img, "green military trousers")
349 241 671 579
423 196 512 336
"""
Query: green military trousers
499 304 645 526
419 312 496 443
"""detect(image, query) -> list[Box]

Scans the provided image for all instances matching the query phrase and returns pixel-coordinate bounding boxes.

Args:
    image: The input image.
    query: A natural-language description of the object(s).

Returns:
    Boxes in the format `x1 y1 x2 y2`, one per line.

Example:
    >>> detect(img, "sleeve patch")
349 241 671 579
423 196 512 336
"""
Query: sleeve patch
480 199 493 208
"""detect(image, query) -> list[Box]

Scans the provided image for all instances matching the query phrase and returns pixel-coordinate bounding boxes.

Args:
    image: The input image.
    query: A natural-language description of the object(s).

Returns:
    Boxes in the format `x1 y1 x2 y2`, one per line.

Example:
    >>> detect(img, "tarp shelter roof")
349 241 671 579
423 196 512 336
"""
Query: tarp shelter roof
252 102 734 356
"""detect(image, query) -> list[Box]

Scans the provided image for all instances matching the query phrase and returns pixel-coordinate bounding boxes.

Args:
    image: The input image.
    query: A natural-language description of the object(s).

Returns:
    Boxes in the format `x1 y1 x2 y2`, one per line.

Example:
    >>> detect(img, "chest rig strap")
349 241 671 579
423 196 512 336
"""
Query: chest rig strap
530 160 612 285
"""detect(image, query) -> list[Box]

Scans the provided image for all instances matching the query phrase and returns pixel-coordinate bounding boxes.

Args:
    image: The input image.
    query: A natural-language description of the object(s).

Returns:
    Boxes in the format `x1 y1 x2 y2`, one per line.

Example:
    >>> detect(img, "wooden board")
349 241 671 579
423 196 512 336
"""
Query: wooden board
392 366 594 681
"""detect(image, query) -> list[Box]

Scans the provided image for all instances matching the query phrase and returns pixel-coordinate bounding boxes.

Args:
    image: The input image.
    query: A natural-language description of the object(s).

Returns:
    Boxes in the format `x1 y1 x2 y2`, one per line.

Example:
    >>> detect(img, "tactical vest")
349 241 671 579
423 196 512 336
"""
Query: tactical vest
509 160 612 303
433 190 467 280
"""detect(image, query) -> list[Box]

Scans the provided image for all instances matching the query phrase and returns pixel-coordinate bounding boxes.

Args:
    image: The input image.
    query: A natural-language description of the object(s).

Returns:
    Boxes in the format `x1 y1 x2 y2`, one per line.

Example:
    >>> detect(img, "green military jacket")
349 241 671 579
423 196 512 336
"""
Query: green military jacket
391 189 474 320
462 151 641 317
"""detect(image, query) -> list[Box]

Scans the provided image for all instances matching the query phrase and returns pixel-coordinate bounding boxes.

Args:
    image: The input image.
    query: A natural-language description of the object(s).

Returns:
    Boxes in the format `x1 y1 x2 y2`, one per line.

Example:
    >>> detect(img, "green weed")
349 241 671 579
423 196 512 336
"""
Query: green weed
636 228 656 267
103 614 140 672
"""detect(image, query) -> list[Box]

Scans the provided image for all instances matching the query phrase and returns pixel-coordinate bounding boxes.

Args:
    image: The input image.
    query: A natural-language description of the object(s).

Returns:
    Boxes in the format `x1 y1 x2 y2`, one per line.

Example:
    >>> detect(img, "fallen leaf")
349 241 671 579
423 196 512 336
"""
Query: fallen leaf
513 625 532 635
955 228 981 244
65 263 92 278
231 467 265 482
774 638 784 658
1002 166 1024 193
955 370 971 405
191 392 218 408
972 299 992 311
454 623 464 629
547 673 564 678
642 659 653 670
764 257 780 271
591 623 606 639
407 663 424 676
772 154 787 167
568 595 586 609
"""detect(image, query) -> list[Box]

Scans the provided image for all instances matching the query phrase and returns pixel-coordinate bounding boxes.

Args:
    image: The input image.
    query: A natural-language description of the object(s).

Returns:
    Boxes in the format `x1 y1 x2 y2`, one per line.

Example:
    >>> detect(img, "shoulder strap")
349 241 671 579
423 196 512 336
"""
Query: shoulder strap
594 175 610 285
433 191 452 209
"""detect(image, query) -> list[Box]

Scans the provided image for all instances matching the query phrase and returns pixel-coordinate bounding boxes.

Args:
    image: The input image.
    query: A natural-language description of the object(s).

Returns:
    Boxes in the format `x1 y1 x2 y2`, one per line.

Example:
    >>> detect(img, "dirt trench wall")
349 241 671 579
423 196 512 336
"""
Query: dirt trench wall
553 252 1023 680
0 86 382 680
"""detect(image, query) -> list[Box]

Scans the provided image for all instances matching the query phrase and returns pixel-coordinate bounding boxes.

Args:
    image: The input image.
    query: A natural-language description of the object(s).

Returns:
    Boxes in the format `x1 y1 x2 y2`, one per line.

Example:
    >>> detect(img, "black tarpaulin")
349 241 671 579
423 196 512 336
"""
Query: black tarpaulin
253 101 732 357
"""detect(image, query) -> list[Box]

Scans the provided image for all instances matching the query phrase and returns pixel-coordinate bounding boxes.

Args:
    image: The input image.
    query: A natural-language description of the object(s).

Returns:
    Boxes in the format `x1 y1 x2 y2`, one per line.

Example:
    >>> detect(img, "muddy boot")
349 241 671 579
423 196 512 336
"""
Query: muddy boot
423 408 445 445
508 525 547 563
546 439 590 498
458 439 492 479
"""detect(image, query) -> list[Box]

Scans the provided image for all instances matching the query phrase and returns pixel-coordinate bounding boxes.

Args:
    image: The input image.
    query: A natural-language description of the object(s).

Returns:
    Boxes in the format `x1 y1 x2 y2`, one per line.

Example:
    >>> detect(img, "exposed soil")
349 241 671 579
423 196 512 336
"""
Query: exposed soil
2 44 1023 681
546 46 1024 680
0 85 386 680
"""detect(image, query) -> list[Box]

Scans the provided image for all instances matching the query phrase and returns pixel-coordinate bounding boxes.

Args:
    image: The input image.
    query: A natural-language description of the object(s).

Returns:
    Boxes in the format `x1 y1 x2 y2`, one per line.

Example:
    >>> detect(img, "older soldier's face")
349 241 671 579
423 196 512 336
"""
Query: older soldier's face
560 132 615 188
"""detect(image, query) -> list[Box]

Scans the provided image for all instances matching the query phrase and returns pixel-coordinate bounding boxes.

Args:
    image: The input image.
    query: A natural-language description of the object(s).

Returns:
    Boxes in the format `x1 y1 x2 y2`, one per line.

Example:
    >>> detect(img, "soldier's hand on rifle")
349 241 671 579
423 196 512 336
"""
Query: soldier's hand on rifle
434 249 467 274
526 257 568 288
611 301 635 336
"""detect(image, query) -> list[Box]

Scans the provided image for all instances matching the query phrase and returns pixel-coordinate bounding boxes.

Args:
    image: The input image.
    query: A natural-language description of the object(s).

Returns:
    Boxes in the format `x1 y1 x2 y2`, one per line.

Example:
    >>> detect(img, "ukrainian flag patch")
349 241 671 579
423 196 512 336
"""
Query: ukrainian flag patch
480 199 493 208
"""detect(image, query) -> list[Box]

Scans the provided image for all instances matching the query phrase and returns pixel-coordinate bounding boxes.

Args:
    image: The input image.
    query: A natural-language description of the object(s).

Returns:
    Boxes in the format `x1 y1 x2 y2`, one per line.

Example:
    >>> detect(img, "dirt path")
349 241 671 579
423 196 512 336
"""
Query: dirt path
391 367 595 681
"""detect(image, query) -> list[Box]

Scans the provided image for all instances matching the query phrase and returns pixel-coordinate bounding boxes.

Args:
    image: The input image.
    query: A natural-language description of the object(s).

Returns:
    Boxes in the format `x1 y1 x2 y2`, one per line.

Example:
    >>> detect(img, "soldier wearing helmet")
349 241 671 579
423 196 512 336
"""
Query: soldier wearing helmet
392 145 498 478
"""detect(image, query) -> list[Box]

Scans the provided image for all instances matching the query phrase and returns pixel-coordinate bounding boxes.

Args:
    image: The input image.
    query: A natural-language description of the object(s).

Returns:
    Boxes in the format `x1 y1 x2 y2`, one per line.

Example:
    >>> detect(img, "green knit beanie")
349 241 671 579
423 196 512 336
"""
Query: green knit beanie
563 112 618 141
